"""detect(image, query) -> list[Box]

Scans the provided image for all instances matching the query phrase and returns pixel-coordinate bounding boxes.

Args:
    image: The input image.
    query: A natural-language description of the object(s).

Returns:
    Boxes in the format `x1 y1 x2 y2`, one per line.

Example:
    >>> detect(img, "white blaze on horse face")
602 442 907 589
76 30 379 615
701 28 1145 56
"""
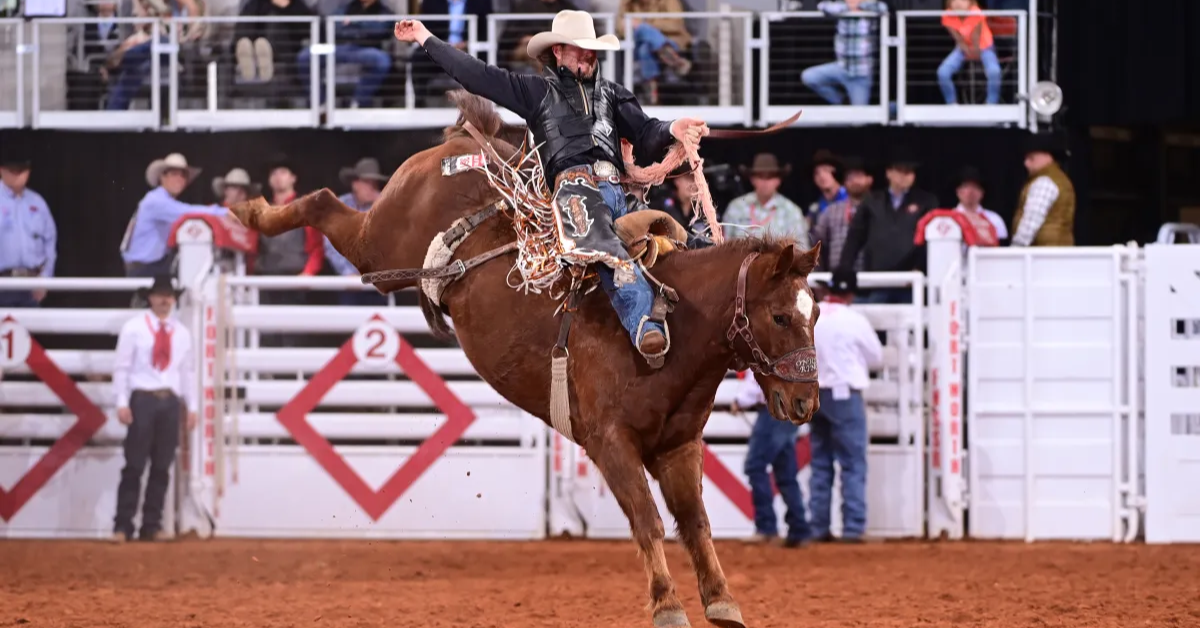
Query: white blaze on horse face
795 283 815 321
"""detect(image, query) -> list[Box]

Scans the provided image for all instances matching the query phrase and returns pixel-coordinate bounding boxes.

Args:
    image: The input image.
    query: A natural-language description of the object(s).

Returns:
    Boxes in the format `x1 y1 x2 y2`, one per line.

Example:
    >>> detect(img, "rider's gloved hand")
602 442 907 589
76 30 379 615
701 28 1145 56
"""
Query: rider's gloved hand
670 118 709 147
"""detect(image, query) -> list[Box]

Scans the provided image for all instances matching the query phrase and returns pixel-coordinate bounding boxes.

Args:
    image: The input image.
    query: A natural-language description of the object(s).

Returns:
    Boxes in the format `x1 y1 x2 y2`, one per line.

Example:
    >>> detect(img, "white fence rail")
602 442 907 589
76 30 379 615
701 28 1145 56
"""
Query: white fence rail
2 9 1044 129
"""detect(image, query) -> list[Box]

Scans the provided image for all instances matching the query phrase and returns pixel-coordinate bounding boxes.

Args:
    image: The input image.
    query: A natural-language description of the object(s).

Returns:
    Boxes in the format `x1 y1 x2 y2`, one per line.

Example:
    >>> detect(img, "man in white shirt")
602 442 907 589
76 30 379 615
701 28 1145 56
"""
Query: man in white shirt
111 275 198 542
734 374 812 548
954 166 1008 245
810 269 883 543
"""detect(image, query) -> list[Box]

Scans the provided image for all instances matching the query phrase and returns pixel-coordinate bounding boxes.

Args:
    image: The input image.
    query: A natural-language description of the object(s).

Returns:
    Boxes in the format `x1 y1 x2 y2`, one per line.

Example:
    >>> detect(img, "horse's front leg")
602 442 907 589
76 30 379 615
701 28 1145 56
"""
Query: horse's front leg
585 428 690 627
651 438 745 628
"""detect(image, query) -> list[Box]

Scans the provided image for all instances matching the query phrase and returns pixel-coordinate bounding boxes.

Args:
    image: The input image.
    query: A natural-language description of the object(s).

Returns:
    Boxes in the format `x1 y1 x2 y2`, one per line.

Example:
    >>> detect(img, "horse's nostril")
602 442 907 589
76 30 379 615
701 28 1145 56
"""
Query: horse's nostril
773 391 786 420
793 398 810 419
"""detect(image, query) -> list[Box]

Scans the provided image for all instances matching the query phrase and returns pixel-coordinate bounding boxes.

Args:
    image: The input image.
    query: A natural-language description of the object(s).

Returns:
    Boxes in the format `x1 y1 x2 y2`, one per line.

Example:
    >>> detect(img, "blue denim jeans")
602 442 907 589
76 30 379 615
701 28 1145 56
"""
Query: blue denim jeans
809 389 868 538
938 46 1001 105
0 290 39 307
592 181 664 346
106 40 162 111
298 44 392 107
743 408 811 541
633 22 678 81
800 61 873 106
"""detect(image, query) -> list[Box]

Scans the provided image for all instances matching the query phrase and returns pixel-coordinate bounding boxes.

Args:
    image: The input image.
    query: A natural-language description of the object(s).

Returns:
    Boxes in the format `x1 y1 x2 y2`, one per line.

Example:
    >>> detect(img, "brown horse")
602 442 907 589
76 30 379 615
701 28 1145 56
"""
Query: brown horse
229 93 822 628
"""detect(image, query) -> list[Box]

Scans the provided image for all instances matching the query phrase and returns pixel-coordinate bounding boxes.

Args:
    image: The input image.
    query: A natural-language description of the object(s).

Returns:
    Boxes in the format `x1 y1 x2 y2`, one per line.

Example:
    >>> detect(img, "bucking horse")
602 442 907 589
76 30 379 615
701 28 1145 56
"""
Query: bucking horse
229 92 822 628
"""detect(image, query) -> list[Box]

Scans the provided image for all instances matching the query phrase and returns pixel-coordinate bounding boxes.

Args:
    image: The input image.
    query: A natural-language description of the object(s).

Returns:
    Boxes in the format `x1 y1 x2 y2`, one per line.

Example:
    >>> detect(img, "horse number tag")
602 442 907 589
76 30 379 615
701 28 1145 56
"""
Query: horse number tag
441 153 488 177
352 319 401 369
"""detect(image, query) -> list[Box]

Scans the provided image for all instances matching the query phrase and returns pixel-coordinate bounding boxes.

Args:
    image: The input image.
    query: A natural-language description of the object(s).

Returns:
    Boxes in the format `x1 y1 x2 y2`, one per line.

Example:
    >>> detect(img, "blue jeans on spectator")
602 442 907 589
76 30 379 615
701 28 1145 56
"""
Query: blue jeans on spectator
298 44 391 107
743 407 811 542
633 22 678 82
938 47 1001 104
593 181 664 346
801 62 872 106
106 40 162 111
809 388 868 539
0 290 39 307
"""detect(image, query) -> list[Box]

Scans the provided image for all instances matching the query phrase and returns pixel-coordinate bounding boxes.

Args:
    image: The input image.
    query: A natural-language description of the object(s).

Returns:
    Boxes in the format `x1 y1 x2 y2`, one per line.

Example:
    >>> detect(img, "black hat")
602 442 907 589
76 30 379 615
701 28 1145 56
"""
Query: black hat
810 149 842 173
136 275 183 299
840 155 870 177
1022 132 1068 161
265 152 295 175
886 146 920 171
956 166 985 190
827 268 858 295
0 148 31 171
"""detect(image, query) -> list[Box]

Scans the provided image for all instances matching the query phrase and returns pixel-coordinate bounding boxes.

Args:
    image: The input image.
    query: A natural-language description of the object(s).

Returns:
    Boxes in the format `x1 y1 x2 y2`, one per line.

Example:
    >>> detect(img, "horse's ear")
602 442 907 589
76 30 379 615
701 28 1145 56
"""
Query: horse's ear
772 244 796 277
794 241 820 276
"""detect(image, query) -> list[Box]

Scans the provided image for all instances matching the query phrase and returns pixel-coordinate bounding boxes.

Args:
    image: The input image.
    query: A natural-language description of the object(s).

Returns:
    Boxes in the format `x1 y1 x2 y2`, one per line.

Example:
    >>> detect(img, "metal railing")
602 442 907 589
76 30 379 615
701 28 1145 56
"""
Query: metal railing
11 8 1046 130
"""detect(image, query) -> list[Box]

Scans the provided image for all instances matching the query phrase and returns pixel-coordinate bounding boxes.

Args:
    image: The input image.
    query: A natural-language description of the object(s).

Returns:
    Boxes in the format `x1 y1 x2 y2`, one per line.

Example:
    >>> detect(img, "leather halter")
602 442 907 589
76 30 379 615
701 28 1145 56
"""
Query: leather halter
726 252 819 383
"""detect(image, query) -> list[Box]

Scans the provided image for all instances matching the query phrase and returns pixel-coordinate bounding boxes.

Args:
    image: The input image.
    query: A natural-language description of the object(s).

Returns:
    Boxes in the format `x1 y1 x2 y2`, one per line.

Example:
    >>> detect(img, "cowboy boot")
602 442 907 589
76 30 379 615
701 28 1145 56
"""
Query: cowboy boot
656 46 693 77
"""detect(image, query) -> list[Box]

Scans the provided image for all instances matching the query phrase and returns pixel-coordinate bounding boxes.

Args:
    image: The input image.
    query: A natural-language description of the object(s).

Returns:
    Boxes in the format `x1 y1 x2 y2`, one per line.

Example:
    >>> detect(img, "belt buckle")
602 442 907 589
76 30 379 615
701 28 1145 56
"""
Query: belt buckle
593 161 617 179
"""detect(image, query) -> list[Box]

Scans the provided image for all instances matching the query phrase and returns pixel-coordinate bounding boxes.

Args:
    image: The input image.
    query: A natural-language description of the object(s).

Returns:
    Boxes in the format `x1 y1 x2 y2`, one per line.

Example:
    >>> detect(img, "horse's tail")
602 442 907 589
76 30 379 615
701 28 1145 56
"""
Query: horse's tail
444 89 504 140
418 289 458 343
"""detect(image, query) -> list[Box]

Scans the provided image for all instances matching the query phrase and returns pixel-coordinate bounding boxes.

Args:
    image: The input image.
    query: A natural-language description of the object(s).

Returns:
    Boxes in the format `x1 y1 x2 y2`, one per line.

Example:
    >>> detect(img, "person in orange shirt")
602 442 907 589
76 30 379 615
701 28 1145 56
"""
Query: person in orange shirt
937 0 1001 104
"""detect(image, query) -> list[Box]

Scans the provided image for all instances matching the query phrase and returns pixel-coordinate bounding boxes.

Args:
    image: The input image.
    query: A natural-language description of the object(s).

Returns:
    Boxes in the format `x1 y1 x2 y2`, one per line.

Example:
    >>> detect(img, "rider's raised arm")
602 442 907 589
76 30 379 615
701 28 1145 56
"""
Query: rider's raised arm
612 83 675 164
420 36 546 119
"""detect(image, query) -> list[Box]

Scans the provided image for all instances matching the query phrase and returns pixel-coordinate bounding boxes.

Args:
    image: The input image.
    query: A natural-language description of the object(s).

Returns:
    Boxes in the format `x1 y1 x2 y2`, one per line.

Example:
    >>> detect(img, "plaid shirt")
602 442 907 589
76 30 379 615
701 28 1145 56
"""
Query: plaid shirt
1011 176 1059 247
811 196 864 272
723 192 810 248
817 1 889 78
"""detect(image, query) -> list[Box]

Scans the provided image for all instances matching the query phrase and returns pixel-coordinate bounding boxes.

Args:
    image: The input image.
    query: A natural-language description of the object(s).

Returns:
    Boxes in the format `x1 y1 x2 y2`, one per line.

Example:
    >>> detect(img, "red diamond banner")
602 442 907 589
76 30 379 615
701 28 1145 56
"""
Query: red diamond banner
275 315 476 521
0 316 107 521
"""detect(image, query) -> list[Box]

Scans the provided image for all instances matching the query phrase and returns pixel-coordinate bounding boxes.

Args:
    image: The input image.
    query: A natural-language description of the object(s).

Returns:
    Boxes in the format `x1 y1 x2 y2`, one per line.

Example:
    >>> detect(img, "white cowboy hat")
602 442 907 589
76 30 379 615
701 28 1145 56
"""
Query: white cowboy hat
145 153 201 188
526 10 621 59
211 168 262 198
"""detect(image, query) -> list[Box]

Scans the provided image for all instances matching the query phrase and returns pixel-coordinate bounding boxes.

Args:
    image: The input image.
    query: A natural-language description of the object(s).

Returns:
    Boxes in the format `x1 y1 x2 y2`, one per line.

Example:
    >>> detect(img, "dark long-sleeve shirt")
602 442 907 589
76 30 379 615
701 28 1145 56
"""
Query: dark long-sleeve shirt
837 187 939 273
421 35 675 178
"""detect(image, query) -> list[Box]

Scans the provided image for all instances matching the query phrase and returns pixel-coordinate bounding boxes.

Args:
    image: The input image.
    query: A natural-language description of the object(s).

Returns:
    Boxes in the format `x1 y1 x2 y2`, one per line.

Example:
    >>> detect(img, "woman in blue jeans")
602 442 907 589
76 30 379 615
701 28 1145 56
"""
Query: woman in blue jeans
937 0 1001 105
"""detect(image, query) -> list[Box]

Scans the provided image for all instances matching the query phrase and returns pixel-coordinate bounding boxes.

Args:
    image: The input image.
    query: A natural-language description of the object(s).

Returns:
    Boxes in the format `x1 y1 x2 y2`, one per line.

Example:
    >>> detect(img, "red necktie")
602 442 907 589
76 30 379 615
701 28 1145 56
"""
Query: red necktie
152 322 171 371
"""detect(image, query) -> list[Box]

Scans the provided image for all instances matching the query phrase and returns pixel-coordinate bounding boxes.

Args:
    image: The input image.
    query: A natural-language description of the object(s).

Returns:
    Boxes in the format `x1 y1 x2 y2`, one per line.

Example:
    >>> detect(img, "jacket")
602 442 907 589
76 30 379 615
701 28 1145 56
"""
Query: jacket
837 187 939 273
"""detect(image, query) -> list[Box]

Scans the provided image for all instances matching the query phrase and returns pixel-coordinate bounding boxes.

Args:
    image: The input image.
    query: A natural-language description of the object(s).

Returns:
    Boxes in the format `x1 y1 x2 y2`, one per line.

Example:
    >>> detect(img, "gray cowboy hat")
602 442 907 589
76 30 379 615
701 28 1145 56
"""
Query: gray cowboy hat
526 10 621 59
338 157 389 186
145 153 202 188
212 167 262 198
738 153 792 178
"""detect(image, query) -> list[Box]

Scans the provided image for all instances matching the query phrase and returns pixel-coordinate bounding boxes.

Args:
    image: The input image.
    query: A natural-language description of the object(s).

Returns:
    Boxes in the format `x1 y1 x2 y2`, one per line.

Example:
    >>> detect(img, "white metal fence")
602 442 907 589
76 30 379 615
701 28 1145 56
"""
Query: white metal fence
0 7 1046 130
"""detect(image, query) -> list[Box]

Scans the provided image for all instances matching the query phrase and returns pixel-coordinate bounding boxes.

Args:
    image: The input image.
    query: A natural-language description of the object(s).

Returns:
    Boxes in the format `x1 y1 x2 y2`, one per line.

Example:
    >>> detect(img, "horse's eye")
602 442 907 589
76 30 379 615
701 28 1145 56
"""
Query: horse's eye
773 314 791 328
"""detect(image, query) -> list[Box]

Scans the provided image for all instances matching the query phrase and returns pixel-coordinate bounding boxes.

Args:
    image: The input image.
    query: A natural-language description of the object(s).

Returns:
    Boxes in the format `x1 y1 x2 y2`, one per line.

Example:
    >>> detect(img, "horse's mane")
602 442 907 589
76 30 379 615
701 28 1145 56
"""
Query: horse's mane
441 90 528 147
675 234 799 261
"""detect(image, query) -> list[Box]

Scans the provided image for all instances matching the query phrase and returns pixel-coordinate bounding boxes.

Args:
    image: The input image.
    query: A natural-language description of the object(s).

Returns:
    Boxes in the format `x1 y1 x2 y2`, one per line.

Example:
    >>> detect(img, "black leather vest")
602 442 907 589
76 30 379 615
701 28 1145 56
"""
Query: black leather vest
530 67 622 179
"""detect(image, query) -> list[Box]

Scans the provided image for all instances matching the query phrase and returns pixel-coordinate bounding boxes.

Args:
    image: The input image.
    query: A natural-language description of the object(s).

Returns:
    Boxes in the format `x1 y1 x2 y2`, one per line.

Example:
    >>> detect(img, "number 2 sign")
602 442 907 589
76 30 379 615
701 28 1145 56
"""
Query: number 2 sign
351 319 400 368
0 319 33 368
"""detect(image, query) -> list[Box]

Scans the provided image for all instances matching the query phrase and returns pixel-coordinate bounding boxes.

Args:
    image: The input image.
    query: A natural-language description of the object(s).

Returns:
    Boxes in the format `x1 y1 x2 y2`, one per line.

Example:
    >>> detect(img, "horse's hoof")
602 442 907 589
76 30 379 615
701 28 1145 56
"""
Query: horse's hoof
653 608 692 628
704 601 746 628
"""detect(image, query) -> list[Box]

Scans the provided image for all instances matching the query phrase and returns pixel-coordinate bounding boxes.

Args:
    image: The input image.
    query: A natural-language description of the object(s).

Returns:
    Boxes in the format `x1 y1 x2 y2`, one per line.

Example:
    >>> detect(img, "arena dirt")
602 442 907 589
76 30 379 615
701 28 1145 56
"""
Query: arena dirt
2 539 1197 627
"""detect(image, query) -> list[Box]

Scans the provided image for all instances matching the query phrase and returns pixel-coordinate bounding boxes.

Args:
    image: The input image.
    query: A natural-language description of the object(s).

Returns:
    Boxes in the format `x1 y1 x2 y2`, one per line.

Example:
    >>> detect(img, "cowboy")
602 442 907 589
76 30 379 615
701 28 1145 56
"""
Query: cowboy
393 10 710 365
723 153 809 247
0 150 56 308
212 167 261 208
1011 133 1075 247
324 157 389 306
121 153 226 281
111 274 197 543
953 166 1007 244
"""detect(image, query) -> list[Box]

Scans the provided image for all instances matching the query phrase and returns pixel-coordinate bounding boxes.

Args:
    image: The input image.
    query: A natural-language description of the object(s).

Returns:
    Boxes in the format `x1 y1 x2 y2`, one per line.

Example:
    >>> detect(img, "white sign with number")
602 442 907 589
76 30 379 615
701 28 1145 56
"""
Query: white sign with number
0 320 33 368
351 319 400 368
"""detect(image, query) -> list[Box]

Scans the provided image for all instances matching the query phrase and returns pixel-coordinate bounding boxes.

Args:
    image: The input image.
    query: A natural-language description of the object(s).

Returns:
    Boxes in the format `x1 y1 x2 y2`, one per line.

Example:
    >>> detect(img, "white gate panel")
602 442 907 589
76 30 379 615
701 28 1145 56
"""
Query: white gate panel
967 248 1134 541
1144 244 1200 543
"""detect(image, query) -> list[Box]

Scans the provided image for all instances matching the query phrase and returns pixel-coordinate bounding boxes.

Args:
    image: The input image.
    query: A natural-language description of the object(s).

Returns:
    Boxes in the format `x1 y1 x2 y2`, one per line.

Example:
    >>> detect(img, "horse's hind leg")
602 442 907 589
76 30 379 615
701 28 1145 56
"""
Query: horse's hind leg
651 439 745 628
229 188 363 243
586 429 690 627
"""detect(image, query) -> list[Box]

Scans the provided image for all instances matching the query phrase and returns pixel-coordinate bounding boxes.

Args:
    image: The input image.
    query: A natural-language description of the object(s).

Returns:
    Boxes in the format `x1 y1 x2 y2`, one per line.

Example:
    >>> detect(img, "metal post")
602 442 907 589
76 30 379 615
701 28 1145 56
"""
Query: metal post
741 14 752 127
30 22 39 128
310 19 320 127
167 21 178 129
1018 11 1029 130
15 23 25 127
1028 0 1039 132
895 13 906 125
757 14 769 126
879 14 890 122
325 16 336 127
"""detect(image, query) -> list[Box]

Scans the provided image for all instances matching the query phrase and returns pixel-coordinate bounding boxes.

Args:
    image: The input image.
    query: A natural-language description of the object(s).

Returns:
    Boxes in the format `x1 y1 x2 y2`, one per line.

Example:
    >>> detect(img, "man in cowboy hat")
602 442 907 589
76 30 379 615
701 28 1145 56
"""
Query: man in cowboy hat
723 153 809 247
212 167 262 208
0 150 57 308
1011 133 1075 247
121 153 226 283
393 11 711 365
954 166 1007 244
812 155 871 272
111 274 197 542
325 157 389 306
806 149 848 225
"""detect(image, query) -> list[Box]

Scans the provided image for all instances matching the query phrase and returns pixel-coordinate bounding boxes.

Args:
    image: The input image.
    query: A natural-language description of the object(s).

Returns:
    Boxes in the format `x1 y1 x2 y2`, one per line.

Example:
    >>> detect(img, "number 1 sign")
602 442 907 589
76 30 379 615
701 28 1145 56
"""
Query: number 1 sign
0 319 33 368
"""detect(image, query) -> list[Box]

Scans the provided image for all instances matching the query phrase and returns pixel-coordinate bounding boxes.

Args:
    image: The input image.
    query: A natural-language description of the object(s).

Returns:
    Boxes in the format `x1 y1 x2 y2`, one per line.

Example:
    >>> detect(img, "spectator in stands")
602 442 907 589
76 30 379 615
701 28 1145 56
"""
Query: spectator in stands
111 274 197 543
617 0 693 105
723 153 809 247
1011 133 1075 247
805 149 848 227
937 0 1001 105
734 374 812 548
325 157 388 306
504 0 580 74
809 269 882 544
212 168 261 208
254 156 323 345
836 147 938 303
105 0 205 110
66 1 123 109
410 0 493 103
0 152 56 308
121 153 225 282
298 0 393 108
812 155 870 272
655 168 698 230
801 0 888 106
233 0 316 84
953 166 1007 243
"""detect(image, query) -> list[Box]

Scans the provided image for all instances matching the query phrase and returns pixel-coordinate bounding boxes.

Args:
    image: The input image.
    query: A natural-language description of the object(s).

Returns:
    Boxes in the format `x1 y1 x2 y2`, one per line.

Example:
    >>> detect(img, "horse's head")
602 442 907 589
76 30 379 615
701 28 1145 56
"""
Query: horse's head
734 240 823 425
